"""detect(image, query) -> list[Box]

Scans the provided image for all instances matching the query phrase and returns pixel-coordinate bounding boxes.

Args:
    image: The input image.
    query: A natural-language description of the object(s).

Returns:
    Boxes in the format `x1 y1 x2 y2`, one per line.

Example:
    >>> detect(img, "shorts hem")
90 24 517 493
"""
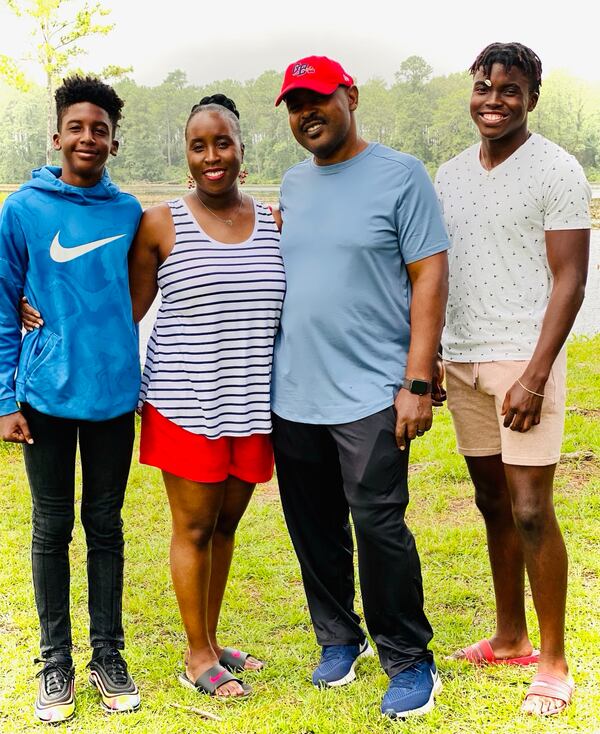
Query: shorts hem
230 464 274 485
458 446 501 457
501 454 561 467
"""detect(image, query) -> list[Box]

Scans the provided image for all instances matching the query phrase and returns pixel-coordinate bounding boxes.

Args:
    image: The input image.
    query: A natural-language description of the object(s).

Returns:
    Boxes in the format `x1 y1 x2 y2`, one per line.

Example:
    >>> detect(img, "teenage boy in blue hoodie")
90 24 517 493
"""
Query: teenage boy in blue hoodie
0 76 142 723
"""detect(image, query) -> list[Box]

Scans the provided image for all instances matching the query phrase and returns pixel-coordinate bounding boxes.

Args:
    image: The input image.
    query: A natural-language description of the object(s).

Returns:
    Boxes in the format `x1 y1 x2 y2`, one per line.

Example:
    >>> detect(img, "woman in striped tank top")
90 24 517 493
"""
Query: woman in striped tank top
128 96 285 698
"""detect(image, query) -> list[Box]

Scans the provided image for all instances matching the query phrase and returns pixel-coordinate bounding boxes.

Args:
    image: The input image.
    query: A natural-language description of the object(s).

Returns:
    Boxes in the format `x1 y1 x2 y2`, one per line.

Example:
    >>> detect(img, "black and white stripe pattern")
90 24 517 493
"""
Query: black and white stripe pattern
139 198 285 438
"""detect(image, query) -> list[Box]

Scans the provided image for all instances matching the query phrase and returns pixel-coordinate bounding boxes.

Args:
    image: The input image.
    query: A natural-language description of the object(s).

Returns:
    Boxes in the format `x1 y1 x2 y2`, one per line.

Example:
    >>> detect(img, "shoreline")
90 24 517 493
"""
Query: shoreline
2 182 600 226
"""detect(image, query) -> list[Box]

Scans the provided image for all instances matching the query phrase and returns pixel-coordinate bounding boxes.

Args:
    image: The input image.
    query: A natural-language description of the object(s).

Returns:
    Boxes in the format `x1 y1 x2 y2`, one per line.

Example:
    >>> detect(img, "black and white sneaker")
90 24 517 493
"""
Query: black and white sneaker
88 648 140 713
34 656 75 723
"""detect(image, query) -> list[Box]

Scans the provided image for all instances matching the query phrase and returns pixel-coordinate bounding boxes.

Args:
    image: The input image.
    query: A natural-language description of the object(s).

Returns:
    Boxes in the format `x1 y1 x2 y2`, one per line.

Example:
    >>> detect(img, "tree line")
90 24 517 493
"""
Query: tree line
1 56 599 185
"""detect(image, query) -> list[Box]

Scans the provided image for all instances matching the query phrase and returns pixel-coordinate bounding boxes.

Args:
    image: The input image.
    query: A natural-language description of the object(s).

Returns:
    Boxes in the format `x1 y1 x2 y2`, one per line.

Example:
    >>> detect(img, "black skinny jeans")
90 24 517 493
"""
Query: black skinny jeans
21 405 135 659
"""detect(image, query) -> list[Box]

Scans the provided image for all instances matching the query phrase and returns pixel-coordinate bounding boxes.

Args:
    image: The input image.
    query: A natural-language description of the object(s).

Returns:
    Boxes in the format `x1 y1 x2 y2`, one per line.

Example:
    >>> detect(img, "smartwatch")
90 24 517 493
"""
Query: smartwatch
401 378 432 395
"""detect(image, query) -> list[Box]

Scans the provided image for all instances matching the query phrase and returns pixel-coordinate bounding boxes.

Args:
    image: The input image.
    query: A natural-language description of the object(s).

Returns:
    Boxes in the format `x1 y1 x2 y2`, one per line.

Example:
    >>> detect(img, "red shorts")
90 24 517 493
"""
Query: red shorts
139 403 274 484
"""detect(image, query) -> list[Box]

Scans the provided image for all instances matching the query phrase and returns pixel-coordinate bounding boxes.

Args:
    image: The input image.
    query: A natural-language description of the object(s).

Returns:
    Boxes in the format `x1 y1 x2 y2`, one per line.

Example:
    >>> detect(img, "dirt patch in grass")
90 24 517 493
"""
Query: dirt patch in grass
409 462 436 475
556 458 599 495
566 406 600 418
256 479 280 501
446 495 478 520
0 614 18 635
579 568 599 583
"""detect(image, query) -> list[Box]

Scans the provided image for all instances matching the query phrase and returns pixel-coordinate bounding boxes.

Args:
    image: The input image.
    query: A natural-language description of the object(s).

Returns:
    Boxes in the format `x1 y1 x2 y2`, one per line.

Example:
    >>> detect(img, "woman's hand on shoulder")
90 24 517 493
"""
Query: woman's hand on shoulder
270 204 282 232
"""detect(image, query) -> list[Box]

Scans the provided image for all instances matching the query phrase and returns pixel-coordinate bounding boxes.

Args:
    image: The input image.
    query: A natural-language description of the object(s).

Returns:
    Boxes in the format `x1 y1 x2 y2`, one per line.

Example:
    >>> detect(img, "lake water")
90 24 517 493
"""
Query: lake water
139 229 599 359
573 228 600 335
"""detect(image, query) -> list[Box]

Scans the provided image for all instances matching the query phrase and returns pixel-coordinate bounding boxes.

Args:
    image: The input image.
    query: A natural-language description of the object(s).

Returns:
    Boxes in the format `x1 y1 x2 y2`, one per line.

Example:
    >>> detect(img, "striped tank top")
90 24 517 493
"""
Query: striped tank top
139 197 286 438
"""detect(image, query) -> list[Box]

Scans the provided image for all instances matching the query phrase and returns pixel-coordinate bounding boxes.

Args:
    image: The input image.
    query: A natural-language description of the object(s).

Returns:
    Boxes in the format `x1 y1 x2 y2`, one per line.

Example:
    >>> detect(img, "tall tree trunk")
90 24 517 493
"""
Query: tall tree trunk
46 73 53 165
166 115 172 167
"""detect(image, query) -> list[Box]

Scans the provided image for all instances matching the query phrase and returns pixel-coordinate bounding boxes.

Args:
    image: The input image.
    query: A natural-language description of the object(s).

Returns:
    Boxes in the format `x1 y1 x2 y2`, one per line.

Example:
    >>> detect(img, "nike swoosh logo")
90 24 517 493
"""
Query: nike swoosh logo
209 671 225 684
49 231 125 262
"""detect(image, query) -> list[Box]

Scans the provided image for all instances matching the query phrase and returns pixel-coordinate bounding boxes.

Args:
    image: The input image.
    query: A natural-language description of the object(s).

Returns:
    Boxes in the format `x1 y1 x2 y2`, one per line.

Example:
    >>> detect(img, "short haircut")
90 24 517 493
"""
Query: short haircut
186 93 242 141
55 75 124 132
469 42 543 94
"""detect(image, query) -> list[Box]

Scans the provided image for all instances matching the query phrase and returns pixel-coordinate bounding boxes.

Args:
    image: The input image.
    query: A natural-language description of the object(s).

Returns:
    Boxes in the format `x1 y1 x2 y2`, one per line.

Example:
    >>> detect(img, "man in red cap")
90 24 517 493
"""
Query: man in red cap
271 55 450 719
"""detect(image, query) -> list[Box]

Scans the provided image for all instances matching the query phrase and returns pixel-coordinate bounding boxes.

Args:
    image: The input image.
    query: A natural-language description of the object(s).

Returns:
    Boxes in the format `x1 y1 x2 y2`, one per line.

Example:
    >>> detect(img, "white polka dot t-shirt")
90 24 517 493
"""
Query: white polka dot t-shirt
435 133 591 361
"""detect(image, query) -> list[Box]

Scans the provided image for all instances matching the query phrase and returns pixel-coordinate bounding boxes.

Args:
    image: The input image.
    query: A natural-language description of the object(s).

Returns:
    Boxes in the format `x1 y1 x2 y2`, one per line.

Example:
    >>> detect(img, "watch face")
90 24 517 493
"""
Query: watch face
410 379 429 395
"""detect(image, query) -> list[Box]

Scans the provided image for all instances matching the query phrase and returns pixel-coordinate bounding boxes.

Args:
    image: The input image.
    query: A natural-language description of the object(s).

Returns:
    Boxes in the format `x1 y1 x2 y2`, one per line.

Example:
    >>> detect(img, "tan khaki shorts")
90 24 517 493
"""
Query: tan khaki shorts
444 351 566 466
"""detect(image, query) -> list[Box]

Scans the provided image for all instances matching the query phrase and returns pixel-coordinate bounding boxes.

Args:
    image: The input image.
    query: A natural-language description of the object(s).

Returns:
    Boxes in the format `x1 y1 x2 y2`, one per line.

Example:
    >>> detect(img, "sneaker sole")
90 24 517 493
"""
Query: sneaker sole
34 701 75 724
315 641 375 688
382 673 443 719
35 679 75 723
89 672 140 713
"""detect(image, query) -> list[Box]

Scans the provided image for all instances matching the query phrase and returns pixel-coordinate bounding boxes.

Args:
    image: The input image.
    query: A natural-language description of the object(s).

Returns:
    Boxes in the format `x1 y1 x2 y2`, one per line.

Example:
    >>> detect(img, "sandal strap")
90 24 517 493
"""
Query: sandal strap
220 647 249 671
192 664 241 694
459 639 495 663
526 673 575 705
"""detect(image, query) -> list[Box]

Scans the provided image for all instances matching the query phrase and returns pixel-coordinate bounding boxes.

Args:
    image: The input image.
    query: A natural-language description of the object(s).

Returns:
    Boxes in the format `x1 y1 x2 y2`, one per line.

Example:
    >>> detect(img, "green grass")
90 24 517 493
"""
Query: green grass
1 337 599 733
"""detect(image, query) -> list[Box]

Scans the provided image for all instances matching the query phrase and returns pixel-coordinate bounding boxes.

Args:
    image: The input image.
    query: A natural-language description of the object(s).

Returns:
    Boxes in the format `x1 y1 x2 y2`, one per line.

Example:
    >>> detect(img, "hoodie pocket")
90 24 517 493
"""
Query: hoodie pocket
25 329 60 380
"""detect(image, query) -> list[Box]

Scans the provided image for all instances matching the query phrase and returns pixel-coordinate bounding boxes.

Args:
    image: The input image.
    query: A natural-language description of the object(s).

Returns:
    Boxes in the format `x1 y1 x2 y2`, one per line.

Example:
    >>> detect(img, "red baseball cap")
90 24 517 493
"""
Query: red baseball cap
275 56 354 107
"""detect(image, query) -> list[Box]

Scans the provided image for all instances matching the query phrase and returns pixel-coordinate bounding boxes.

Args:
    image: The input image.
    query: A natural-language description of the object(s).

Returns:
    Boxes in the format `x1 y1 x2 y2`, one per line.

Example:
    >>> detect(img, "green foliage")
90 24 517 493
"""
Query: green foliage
530 71 600 170
0 54 32 90
0 85 46 180
2 0 115 84
0 58 599 184
0 0 121 163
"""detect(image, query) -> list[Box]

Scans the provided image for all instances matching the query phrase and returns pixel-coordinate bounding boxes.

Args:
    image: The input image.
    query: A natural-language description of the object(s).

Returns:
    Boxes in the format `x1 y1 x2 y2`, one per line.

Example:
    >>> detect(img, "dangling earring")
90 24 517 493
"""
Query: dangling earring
238 167 248 185
187 172 195 190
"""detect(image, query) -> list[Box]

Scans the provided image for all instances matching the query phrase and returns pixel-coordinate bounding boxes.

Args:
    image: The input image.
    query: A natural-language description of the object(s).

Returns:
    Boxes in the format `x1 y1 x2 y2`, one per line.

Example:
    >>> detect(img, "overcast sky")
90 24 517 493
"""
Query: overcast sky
1 0 598 87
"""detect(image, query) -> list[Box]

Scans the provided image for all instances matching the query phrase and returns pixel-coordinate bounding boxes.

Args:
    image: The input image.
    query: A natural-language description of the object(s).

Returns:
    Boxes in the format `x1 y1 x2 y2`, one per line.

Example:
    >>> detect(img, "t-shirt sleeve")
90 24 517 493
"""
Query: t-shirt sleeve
0 200 28 415
396 160 449 264
543 154 591 231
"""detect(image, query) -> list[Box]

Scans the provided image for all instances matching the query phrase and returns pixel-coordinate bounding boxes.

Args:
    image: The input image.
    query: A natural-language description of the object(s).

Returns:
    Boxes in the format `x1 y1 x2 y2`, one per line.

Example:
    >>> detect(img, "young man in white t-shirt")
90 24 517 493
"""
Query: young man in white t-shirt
435 42 591 717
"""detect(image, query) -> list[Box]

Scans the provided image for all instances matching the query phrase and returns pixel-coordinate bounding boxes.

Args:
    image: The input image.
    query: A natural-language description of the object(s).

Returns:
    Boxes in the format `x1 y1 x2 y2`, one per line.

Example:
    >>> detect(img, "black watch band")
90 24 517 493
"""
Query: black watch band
402 378 432 395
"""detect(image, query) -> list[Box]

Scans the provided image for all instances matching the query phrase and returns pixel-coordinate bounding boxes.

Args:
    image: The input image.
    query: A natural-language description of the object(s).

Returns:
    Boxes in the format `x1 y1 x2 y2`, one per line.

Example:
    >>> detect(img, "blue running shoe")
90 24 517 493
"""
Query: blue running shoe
381 659 442 719
312 639 374 688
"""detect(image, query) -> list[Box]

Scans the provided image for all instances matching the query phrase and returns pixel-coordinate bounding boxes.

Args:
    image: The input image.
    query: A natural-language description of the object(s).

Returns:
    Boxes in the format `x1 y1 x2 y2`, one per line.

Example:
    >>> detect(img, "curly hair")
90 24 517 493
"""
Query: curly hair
469 42 543 94
185 93 242 140
55 75 124 131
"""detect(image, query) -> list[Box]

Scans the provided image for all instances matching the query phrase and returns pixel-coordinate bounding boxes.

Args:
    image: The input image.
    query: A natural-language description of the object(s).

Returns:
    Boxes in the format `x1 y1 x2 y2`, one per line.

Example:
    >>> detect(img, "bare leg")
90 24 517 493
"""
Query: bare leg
206 476 262 670
504 463 569 715
462 455 534 658
162 471 245 696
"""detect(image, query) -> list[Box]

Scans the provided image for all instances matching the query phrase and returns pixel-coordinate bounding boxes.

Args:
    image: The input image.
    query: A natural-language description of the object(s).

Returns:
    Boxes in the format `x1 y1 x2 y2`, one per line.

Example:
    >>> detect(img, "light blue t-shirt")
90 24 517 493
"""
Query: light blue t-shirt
271 143 449 425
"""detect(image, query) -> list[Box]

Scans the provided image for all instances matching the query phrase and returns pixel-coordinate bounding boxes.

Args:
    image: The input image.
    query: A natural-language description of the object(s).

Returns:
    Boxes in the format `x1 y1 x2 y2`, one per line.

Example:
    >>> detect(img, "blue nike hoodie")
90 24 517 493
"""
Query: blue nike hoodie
0 166 142 420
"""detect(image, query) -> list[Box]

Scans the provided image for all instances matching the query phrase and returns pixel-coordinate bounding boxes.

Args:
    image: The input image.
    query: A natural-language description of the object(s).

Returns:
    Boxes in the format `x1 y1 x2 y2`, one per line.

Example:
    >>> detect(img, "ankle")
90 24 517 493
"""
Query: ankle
490 631 530 647
209 640 222 656
42 651 73 668
92 645 120 661
488 634 533 657
186 646 217 670
537 654 568 676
